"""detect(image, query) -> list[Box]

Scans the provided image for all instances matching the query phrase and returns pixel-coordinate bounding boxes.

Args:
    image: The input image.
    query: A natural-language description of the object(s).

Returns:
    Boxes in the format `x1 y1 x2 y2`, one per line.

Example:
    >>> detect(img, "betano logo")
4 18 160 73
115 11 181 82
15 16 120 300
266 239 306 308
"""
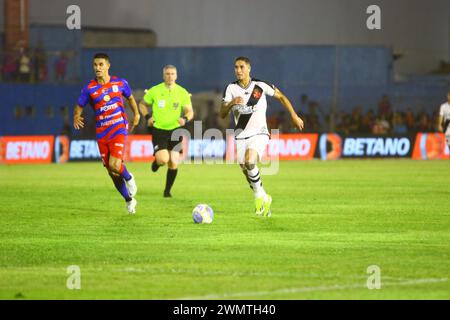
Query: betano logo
265 134 318 160
268 138 310 157
69 140 101 159
343 137 410 157
1 136 54 163
319 133 342 160
6 141 51 160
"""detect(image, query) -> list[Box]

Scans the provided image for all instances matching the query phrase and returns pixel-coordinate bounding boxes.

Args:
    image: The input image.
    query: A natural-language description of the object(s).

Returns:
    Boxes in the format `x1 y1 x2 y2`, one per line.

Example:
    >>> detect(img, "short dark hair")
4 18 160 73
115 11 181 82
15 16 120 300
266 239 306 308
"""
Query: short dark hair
235 56 251 65
93 53 110 62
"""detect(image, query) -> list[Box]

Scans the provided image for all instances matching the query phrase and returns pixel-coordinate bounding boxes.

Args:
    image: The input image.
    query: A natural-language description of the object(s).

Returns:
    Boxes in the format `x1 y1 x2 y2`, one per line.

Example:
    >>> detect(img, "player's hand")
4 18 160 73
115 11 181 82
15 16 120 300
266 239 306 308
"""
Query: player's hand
178 117 186 126
147 117 155 127
129 114 141 133
232 96 245 106
292 115 304 132
438 125 444 133
73 115 84 129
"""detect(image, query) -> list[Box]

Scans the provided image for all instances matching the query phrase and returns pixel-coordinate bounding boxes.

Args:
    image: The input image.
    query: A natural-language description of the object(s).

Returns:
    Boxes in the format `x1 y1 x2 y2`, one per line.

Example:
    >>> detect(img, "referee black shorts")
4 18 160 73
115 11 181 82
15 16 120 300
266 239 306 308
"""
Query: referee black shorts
151 127 183 154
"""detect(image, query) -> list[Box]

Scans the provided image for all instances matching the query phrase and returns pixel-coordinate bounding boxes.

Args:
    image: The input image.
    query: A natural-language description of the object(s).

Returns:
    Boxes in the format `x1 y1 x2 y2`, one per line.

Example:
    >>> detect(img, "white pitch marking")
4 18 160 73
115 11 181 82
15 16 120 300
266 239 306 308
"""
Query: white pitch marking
177 278 448 300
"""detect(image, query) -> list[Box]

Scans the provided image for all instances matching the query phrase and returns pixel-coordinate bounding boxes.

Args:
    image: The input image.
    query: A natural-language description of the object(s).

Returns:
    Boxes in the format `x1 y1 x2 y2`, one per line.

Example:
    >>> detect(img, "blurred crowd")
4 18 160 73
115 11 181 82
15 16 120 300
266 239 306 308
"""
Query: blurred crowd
267 94 439 135
1 45 69 83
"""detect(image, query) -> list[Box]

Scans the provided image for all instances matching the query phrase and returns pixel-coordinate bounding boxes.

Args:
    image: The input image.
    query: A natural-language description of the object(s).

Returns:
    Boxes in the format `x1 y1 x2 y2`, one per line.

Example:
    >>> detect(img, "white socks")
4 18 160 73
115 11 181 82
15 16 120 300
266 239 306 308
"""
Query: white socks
247 166 266 198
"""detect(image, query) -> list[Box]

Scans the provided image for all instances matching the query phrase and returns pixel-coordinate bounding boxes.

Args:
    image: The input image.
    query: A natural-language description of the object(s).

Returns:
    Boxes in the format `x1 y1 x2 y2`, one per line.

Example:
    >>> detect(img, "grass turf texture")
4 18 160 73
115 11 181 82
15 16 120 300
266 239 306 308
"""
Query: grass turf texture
0 160 449 299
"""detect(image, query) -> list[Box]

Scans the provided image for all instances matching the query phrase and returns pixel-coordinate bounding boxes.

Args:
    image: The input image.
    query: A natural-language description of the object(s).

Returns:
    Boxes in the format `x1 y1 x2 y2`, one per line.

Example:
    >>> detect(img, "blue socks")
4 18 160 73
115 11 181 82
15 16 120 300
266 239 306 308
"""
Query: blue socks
112 175 132 202
120 164 132 181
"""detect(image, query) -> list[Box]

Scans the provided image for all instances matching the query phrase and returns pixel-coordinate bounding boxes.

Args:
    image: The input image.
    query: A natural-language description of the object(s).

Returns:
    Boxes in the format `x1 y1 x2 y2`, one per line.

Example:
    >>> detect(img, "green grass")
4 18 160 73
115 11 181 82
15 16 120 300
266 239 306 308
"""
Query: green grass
0 160 449 299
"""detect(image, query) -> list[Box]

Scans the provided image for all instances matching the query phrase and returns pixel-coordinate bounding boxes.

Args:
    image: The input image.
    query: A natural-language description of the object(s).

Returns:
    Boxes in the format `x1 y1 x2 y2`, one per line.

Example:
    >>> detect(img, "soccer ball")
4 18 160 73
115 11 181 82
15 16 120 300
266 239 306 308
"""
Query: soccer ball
192 204 214 224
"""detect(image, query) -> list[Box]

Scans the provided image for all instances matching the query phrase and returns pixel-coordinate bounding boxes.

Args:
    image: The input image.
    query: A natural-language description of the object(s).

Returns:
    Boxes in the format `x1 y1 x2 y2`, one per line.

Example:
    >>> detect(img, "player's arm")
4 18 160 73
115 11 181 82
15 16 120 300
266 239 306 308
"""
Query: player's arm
178 104 194 126
126 94 141 133
273 88 304 131
73 105 84 129
138 100 155 127
437 115 444 133
220 97 244 119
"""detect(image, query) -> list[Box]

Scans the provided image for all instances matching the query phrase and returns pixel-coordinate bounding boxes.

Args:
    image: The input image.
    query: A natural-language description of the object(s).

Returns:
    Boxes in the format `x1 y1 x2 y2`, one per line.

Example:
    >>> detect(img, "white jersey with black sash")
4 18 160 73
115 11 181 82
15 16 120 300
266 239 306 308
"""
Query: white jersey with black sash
439 102 450 136
222 78 276 139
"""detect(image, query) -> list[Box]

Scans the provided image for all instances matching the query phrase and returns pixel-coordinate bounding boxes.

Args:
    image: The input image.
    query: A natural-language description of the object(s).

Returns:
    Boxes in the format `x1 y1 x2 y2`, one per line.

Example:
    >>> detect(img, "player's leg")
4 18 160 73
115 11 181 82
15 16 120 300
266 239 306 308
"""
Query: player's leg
151 128 170 172
104 137 137 214
152 149 170 171
163 133 183 197
239 163 254 190
164 150 180 197
236 139 253 189
108 135 137 197
108 156 137 214
245 136 271 217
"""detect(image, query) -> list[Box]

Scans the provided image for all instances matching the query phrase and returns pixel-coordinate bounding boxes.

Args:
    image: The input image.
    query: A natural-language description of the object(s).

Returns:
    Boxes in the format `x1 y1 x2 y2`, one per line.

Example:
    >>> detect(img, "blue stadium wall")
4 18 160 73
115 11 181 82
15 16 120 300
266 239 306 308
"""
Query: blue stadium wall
0 45 448 135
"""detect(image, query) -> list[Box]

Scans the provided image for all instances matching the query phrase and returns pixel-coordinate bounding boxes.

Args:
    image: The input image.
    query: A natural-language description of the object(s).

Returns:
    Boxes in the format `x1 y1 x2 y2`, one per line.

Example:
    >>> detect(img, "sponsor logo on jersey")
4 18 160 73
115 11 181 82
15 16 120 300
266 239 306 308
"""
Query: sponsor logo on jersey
100 102 118 112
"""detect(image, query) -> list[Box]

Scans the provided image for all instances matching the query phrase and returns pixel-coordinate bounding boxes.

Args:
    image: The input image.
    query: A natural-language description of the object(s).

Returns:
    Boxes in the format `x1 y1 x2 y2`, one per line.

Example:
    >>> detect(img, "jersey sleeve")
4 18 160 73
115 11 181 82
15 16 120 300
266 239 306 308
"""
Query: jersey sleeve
222 84 233 103
182 89 192 107
439 104 444 117
259 81 276 97
143 88 154 105
77 84 90 107
121 79 132 98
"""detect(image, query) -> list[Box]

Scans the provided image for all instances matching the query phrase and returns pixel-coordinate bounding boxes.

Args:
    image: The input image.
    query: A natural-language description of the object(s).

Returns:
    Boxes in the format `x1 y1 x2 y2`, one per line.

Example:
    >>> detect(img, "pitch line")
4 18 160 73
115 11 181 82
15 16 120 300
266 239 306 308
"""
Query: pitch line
177 278 448 300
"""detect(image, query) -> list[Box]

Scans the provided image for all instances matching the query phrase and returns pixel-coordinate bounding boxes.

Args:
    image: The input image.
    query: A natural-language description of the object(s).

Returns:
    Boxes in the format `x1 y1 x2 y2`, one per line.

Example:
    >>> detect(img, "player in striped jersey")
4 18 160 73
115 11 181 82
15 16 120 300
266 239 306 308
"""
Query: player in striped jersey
73 53 141 214
220 56 304 217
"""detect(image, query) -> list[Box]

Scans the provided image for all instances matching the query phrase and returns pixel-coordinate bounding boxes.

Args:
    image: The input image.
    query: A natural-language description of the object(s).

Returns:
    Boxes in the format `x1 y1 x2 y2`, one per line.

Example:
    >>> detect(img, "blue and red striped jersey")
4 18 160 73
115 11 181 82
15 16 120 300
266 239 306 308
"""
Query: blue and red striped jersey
77 76 132 141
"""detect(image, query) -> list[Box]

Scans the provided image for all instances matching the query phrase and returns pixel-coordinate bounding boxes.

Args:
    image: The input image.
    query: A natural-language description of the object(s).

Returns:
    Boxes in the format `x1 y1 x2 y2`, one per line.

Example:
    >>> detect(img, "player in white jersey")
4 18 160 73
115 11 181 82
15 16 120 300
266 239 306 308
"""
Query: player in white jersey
437 91 450 146
220 56 304 217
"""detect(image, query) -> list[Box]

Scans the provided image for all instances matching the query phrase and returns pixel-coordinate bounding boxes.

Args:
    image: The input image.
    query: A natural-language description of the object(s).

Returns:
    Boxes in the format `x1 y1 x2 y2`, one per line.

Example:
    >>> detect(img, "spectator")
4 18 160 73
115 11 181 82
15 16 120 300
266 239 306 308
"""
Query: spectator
267 112 280 131
33 44 48 82
416 112 432 132
404 108 415 131
18 48 32 82
348 107 363 134
392 112 407 134
1 51 17 81
372 115 390 135
55 52 68 82
336 112 352 135
378 94 392 118
298 94 309 115
277 111 292 133
360 109 375 133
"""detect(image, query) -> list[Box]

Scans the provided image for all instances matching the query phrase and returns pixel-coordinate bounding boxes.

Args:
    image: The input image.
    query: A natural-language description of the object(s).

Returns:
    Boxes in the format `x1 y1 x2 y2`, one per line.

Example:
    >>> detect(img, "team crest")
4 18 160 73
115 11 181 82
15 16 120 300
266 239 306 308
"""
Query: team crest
173 102 179 109
247 85 264 106
103 95 111 102
252 87 262 99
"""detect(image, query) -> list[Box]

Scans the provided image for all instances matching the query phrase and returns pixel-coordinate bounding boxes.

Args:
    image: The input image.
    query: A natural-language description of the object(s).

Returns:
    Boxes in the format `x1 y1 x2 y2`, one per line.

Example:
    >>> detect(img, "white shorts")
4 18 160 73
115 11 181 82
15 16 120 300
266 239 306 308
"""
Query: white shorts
236 134 269 164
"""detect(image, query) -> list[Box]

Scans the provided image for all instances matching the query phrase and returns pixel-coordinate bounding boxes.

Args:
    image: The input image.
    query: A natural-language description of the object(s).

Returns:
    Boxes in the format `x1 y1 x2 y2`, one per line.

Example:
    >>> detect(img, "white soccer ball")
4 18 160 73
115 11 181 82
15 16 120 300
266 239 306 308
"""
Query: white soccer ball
192 204 214 224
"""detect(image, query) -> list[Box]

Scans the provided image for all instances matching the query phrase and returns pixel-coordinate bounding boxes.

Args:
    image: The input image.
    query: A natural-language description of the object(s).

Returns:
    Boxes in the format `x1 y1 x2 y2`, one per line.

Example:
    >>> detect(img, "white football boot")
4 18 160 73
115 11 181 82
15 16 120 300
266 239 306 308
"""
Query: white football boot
126 198 137 215
125 174 138 197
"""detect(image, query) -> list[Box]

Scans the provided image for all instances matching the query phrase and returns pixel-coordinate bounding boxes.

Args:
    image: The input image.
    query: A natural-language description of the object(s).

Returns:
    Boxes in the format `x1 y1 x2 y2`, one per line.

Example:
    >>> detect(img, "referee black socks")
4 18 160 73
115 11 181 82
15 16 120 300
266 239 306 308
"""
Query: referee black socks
165 168 178 196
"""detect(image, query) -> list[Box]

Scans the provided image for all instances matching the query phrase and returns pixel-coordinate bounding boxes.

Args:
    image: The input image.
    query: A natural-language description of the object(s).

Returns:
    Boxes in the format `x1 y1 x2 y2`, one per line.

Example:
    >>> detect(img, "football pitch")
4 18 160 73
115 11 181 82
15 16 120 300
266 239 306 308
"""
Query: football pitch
0 160 449 300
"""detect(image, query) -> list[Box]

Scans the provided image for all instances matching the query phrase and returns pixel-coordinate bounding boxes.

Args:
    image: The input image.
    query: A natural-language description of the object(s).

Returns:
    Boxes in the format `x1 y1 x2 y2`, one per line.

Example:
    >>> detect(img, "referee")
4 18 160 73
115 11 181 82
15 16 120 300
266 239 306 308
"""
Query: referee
139 65 194 197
